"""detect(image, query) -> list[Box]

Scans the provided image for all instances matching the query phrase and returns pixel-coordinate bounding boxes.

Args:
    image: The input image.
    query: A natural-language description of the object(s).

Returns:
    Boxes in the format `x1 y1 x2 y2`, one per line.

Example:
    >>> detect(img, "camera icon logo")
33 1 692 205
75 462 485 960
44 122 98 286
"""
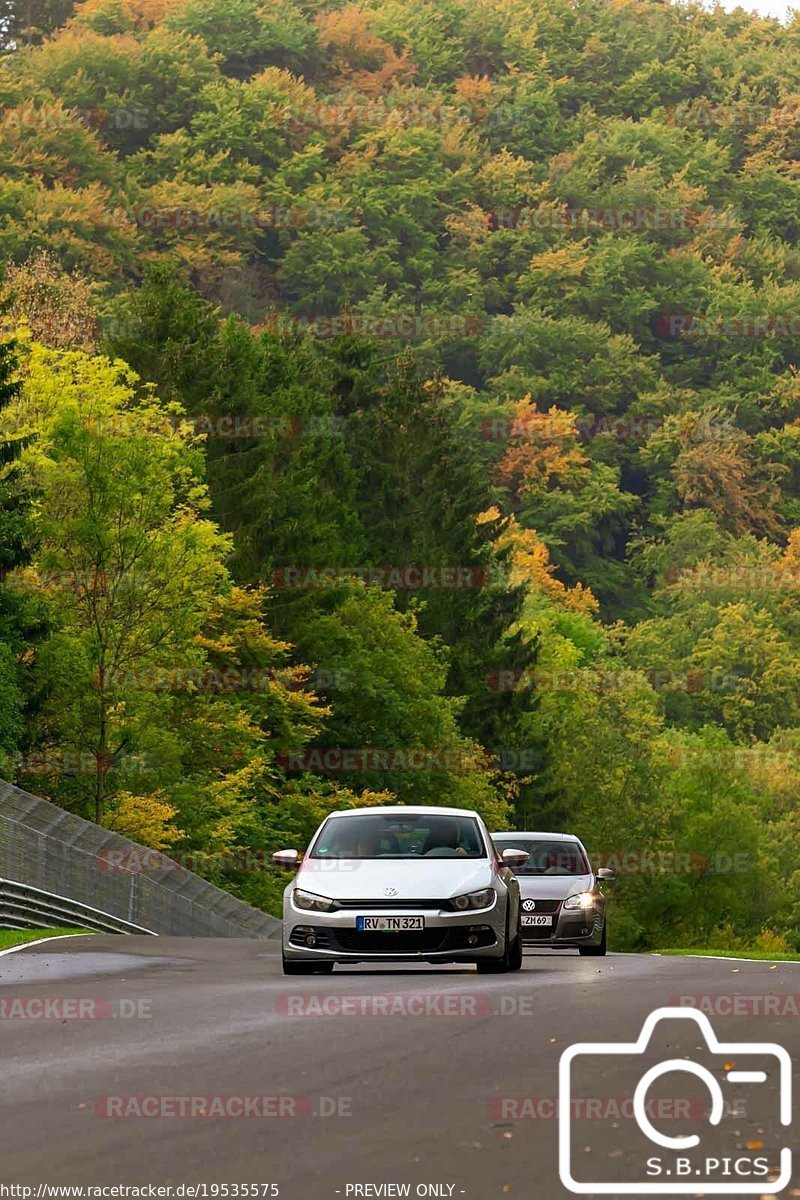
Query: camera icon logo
558 1006 792 1194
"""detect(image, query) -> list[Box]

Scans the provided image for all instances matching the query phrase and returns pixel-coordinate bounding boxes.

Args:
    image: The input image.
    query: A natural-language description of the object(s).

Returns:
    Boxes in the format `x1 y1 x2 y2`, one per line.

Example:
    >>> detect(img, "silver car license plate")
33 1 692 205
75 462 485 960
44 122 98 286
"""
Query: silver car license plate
357 916 424 931
522 915 553 927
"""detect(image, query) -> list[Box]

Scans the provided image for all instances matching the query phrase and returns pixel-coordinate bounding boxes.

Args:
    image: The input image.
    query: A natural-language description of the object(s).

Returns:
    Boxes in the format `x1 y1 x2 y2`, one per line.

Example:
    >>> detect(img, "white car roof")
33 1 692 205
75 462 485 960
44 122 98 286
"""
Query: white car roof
328 805 481 819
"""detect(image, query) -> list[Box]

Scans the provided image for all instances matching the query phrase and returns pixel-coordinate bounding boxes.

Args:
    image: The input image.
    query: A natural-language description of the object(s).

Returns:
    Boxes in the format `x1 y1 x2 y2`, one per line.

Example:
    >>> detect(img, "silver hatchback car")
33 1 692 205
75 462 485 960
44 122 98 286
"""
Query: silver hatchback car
274 805 525 974
491 831 615 955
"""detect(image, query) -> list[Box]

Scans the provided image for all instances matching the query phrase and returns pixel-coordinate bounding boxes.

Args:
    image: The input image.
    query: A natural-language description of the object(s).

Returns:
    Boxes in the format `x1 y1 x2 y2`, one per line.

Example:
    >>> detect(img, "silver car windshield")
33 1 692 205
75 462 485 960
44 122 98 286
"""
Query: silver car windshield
311 814 488 859
494 838 589 876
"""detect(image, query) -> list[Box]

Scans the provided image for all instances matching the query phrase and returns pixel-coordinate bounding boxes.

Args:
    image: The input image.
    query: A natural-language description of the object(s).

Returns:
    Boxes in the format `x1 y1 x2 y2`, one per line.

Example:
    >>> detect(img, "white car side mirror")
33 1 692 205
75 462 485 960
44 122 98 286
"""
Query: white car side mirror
273 849 301 869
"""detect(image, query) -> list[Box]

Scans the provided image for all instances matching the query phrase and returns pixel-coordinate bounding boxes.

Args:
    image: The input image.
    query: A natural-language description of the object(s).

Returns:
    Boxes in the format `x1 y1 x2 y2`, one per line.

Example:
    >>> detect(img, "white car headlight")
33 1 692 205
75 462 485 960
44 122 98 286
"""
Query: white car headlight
563 891 595 910
447 887 496 911
293 888 336 912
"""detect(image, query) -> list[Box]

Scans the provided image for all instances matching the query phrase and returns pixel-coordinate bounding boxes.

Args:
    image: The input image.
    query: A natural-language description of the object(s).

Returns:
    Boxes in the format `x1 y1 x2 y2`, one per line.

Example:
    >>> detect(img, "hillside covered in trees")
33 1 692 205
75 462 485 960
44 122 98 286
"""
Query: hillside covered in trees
1 0 800 949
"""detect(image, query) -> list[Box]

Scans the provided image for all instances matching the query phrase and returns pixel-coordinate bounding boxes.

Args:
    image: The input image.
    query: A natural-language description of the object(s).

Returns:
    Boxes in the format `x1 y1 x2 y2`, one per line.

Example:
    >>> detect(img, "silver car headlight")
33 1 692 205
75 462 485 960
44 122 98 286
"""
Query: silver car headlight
563 891 595 910
446 887 496 911
293 888 336 912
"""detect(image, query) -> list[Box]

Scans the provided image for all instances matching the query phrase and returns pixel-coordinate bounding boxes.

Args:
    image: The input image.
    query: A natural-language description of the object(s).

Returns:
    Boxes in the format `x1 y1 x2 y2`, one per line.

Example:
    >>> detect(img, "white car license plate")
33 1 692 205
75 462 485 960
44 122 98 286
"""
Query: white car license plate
356 916 424 931
522 915 553 927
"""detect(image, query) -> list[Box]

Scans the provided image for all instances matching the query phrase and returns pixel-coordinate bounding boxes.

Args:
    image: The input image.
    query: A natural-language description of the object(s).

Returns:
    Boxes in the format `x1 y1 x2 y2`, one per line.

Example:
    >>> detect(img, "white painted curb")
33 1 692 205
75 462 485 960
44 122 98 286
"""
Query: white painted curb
0 932 92 959
652 952 799 963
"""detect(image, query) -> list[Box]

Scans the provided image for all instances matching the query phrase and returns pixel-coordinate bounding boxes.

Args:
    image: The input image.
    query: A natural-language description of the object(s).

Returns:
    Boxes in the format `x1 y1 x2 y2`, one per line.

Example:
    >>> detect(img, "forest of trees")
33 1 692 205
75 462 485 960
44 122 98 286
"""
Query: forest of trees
1 0 799 950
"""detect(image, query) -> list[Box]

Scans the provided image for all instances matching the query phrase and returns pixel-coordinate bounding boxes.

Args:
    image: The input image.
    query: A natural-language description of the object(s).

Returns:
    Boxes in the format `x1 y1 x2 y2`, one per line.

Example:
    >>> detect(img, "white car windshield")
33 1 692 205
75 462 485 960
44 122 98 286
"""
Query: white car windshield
311 814 487 859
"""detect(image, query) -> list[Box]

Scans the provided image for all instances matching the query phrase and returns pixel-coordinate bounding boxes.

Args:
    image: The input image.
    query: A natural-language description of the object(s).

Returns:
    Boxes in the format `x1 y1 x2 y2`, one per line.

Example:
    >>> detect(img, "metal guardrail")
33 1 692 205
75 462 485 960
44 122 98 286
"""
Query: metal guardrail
0 779 280 938
0 878 156 935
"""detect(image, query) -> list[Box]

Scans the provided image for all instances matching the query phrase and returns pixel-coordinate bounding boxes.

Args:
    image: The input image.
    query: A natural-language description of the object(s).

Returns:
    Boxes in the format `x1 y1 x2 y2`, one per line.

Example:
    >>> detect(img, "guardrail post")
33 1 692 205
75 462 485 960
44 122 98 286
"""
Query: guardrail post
37 830 45 889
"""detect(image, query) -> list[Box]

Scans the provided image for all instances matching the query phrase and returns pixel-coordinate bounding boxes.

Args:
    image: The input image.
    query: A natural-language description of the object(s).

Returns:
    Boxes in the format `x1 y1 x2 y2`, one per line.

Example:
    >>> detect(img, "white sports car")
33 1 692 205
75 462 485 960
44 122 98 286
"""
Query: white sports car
274 806 525 974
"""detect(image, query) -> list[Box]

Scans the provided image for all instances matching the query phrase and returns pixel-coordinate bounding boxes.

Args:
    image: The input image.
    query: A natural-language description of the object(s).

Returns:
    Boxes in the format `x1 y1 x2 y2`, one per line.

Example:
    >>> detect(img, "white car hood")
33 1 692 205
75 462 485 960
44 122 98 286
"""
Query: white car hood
517 874 594 900
296 858 493 900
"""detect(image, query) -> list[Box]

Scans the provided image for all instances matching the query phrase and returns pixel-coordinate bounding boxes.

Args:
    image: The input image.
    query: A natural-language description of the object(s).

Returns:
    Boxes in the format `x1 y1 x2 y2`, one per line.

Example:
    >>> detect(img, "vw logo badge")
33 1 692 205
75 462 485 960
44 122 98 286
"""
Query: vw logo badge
522 899 536 912
384 886 398 897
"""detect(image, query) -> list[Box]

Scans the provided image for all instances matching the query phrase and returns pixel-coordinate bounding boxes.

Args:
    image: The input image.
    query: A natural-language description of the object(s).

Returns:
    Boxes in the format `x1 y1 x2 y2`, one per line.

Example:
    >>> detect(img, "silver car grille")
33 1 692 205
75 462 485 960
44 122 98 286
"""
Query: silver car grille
332 898 445 910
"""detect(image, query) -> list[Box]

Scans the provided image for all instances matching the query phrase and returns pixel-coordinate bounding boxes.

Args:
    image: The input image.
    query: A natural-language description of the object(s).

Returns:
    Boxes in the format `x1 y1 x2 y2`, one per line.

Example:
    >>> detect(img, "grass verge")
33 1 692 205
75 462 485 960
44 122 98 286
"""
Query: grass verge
0 928 93 951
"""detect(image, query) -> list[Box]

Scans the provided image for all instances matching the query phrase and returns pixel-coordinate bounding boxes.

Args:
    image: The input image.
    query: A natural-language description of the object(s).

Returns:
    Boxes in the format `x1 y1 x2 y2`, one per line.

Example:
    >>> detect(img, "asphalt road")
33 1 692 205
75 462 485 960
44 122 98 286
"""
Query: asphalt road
2 936 799 1198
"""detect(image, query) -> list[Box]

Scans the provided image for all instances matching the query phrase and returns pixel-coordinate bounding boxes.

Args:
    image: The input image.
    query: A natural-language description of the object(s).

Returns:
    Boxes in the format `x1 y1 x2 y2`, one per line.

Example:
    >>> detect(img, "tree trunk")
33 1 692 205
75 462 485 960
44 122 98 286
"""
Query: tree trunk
95 668 107 826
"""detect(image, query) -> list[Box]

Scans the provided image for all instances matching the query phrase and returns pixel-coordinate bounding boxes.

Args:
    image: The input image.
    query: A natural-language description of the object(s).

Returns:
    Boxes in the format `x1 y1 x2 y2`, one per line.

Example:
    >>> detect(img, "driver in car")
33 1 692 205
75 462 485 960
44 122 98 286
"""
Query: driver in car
422 821 470 857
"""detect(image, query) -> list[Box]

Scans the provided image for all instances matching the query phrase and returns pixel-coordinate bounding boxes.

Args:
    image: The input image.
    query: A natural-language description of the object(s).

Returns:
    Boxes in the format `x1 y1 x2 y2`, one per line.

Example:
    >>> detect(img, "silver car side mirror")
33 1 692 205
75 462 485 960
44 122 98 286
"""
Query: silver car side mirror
501 848 529 869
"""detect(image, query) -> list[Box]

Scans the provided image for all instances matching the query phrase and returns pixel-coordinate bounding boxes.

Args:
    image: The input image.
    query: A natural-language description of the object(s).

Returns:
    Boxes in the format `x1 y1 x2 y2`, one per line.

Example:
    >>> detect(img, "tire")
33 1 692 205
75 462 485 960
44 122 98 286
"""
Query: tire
282 956 334 975
579 922 607 957
476 908 522 973
508 922 523 970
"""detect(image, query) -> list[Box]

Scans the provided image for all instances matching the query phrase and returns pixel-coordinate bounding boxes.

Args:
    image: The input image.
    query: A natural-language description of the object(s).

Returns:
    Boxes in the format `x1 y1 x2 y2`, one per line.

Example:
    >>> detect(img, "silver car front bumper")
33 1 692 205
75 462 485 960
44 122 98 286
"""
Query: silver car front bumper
521 904 604 948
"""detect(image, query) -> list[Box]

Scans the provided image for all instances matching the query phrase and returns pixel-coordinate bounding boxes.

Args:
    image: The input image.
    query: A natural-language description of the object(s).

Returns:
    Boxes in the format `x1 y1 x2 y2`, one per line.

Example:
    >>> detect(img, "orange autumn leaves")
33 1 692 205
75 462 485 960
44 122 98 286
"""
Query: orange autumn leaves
493 399 587 494
316 7 415 96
